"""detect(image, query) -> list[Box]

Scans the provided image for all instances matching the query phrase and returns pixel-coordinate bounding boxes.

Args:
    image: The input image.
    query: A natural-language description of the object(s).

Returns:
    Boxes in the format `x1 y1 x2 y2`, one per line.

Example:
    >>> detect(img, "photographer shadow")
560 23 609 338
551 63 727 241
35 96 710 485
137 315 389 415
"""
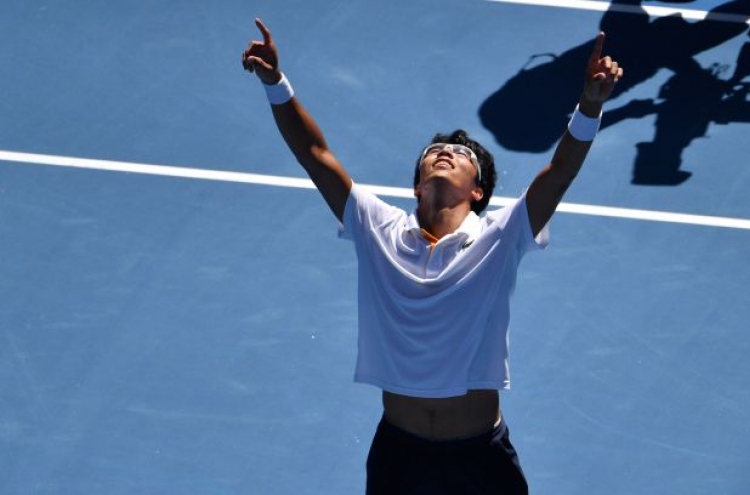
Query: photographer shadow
479 0 750 185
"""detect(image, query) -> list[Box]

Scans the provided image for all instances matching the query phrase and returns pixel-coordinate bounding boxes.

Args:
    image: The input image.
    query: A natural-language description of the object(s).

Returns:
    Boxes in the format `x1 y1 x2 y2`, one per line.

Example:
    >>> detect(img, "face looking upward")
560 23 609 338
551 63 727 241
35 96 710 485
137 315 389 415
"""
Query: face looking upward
415 143 484 207
420 143 481 183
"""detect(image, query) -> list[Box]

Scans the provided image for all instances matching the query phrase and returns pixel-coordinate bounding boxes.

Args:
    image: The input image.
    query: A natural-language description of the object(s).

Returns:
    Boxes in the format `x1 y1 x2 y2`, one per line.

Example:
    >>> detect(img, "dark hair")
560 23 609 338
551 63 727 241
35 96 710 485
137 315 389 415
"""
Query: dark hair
413 129 497 214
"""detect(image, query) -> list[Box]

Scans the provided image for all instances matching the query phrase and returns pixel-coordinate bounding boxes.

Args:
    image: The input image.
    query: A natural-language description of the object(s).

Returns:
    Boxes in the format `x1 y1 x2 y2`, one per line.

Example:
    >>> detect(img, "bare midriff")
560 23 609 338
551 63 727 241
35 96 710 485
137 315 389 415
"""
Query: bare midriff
382 389 500 440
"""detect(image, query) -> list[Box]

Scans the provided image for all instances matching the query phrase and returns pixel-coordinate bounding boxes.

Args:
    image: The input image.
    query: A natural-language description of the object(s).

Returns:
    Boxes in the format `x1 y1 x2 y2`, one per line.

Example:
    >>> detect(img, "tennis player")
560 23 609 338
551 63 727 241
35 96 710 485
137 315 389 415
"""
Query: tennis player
243 18 622 495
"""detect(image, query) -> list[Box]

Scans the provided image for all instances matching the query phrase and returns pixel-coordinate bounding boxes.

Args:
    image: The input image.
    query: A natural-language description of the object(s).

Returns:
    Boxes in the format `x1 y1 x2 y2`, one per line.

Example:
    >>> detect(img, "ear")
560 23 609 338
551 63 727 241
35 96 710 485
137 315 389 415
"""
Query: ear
414 185 421 200
471 186 484 203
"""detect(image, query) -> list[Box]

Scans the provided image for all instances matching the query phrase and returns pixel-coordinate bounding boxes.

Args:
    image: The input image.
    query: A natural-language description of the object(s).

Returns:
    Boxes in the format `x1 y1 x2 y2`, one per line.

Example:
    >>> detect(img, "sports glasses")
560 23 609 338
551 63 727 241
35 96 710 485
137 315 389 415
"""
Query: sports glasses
420 143 482 182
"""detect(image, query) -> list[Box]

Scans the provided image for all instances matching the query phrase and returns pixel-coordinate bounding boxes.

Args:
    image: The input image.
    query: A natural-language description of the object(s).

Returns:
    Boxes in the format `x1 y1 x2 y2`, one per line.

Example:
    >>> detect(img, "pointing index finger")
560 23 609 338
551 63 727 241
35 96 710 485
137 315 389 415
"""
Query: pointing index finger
590 31 605 62
255 18 272 44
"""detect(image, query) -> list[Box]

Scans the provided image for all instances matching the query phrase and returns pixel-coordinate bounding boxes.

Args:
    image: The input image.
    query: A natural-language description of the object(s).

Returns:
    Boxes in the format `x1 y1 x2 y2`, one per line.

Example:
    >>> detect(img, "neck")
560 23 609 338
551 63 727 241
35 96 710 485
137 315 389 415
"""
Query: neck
417 199 472 240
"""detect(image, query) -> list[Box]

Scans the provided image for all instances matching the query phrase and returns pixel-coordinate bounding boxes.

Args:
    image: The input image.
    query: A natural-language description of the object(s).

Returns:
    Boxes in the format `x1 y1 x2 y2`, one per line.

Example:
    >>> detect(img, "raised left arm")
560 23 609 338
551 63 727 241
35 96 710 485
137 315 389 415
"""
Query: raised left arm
526 32 623 237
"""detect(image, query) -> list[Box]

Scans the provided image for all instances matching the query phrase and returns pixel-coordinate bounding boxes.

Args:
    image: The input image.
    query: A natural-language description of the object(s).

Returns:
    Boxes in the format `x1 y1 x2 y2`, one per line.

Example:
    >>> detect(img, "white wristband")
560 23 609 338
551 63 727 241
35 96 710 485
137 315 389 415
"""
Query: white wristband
263 73 294 105
567 104 602 141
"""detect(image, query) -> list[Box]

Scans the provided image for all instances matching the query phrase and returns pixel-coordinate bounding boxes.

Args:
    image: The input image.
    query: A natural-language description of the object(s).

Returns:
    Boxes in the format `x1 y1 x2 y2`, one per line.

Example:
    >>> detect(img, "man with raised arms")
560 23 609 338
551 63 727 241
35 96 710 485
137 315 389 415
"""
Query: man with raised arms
243 19 622 494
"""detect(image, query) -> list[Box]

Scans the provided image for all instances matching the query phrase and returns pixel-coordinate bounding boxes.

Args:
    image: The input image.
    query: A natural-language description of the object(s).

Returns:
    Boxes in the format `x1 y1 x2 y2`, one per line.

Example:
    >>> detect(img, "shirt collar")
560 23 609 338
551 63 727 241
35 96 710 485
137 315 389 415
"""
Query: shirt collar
405 209 481 247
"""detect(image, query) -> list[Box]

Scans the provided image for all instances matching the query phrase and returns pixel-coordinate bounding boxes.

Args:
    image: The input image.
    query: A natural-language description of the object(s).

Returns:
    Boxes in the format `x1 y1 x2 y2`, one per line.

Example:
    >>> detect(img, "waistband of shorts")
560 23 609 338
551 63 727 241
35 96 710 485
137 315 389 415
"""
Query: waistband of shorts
376 415 508 452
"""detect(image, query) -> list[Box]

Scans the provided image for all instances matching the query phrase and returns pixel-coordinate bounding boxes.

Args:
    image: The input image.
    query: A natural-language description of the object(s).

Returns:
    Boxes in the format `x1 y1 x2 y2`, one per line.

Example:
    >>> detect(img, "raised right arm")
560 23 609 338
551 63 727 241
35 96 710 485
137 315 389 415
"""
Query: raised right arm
243 18 352 221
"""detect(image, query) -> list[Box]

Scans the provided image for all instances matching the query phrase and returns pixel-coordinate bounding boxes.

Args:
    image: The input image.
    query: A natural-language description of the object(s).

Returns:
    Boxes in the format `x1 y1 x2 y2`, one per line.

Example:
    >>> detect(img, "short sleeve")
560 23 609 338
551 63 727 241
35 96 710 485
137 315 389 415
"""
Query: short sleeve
338 183 405 242
485 191 549 255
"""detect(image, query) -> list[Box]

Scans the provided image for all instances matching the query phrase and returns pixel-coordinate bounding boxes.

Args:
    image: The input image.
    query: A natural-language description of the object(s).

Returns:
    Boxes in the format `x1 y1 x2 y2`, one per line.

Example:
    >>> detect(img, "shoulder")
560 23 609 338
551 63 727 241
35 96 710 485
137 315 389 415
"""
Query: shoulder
347 183 403 218
482 191 549 251
340 183 407 238
483 193 527 227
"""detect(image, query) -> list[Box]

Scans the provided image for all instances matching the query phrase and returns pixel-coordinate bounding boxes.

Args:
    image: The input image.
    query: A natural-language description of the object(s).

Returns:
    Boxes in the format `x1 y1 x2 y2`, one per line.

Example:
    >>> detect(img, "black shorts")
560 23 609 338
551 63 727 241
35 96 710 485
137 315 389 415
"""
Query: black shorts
366 416 528 495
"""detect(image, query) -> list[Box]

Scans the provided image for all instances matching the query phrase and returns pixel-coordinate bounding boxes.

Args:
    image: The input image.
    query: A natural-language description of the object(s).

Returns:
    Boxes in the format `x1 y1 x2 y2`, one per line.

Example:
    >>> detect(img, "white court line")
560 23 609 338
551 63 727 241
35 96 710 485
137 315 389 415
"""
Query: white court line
487 0 750 23
1 149 749 230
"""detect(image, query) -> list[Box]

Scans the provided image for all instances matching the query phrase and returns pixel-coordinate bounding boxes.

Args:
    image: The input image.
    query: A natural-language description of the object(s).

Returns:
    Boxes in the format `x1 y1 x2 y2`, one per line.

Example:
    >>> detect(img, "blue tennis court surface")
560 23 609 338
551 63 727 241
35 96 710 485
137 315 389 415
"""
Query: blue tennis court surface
1 1 748 494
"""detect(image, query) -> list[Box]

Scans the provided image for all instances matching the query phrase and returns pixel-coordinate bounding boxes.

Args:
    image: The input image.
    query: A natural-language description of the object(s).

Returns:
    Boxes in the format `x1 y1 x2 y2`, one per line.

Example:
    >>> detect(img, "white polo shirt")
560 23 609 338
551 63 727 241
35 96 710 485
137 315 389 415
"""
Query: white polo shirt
339 183 548 398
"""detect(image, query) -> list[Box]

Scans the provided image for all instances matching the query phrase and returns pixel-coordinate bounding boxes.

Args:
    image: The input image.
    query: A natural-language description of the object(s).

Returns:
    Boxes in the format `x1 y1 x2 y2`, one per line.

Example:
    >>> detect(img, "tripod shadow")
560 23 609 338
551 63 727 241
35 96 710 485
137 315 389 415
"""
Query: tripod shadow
479 0 750 185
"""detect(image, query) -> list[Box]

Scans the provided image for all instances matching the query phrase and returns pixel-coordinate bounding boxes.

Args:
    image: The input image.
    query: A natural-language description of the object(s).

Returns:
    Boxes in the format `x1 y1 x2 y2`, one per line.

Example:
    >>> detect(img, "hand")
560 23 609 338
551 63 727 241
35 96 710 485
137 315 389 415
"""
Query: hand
242 18 282 85
582 32 623 109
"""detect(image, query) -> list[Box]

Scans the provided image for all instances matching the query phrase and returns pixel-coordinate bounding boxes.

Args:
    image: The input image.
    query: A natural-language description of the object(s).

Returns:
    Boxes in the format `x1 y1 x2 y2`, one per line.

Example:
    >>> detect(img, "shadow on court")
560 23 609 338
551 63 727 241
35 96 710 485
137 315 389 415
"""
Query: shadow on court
479 0 750 185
